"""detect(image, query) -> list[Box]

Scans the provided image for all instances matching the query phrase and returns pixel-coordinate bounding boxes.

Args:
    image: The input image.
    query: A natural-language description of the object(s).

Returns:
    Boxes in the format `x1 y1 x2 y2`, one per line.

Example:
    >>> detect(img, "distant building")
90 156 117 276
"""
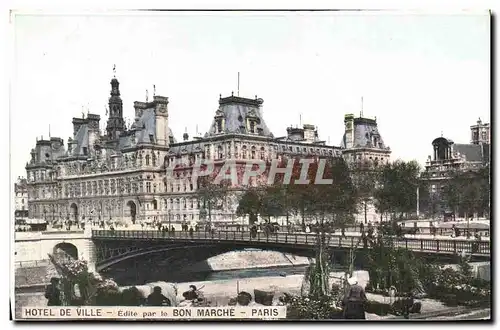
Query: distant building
341 114 391 164
420 118 490 219
470 117 490 145
341 114 392 223
14 177 28 221
25 73 391 227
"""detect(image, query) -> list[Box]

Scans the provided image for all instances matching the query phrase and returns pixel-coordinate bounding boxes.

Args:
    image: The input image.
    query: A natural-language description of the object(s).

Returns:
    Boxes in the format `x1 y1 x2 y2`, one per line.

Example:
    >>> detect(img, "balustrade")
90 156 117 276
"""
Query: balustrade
92 229 490 256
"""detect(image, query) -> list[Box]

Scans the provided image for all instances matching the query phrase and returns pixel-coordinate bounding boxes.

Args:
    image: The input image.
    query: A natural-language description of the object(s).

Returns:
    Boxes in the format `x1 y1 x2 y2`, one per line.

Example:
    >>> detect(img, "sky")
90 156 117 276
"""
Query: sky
10 11 490 182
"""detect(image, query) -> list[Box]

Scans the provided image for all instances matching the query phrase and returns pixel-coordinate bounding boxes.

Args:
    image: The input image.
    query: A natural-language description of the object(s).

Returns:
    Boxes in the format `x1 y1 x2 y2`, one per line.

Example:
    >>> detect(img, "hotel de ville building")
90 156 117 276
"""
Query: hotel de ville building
24 73 391 228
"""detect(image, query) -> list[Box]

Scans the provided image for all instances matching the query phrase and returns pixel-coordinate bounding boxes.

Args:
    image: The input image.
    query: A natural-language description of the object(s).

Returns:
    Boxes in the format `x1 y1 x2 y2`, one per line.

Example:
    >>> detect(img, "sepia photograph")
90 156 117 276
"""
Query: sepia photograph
10 9 491 321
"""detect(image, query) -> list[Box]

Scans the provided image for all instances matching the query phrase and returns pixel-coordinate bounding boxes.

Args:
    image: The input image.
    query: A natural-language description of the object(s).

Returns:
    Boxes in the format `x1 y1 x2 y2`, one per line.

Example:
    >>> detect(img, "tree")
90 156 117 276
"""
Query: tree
235 188 262 225
374 160 421 221
443 170 467 220
477 165 491 218
195 166 230 224
351 160 380 224
417 181 441 219
444 167 490 220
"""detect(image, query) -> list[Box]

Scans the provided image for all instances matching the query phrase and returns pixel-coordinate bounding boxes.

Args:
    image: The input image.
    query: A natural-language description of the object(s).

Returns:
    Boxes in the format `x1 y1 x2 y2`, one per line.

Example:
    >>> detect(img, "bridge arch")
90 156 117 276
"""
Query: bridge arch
96 244 232 272
126 201 137 224
53 242 79 260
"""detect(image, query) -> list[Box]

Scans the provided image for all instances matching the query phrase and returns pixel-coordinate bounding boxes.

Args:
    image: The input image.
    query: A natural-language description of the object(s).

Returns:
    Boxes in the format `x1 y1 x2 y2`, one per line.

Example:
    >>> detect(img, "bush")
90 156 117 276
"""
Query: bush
285 295 343 320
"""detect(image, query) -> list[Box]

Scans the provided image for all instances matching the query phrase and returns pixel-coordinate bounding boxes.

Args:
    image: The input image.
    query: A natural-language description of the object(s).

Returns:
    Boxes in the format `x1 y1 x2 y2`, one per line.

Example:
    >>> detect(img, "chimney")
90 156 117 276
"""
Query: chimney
72 118 86 137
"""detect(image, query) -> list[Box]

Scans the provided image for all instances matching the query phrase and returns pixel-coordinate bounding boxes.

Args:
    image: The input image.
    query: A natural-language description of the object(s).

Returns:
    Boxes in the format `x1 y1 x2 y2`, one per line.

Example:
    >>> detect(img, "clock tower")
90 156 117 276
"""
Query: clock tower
154 95 170 147
106 76 126 140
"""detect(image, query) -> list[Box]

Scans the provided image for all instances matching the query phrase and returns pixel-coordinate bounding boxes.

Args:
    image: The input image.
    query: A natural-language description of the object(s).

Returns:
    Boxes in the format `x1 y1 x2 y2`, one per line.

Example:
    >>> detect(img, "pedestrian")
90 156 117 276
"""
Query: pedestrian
45 277 61 306
182 285 199 301
189 226 194 238
146 286 171 306
342 277 367 319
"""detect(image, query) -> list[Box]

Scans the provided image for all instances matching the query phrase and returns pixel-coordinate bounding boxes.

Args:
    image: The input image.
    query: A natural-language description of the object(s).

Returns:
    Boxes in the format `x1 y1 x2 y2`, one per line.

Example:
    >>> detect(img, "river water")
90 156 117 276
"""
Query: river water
105 262 353 286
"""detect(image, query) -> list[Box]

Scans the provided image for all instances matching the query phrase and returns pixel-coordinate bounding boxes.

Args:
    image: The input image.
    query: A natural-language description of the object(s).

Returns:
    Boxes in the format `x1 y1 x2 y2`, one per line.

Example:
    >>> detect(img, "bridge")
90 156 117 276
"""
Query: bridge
14 226 490 275
91 229 490 272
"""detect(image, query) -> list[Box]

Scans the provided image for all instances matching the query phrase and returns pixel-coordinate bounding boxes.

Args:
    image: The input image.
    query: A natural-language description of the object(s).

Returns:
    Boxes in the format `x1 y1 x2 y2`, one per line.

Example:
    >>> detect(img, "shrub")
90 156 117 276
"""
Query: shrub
285 295 343 320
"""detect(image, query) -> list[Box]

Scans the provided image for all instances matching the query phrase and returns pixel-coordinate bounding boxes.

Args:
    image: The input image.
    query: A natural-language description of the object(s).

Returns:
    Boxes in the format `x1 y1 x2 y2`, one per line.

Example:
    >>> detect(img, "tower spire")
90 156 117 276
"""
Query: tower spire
153 84 156 96
146 89 149 102
106 68 125 139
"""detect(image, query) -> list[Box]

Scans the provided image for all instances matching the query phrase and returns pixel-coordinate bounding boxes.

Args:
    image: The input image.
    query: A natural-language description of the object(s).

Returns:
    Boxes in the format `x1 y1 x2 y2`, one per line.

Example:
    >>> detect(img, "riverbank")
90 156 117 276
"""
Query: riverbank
123 270 370 307
179 250 311 273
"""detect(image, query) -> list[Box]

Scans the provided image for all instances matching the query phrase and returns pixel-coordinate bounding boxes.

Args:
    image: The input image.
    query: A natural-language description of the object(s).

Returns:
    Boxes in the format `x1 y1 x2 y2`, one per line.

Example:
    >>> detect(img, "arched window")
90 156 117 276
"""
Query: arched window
251 146 256 159
145 155 150 166
260 147 265 160
242 146 247 159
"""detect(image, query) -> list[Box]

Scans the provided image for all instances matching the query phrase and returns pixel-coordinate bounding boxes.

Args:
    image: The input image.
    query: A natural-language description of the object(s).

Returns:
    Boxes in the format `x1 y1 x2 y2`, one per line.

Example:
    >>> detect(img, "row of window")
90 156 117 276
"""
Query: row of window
63 179 159 198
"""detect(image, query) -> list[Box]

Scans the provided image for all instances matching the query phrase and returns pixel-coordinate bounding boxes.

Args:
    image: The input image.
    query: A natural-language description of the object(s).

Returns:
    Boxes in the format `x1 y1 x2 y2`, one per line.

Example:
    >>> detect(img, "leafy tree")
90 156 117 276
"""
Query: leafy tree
417 181 441 219
443 170 468 220
235 187 262 225
444 166 490 220
351 160 380 224
477 165 491 218
374 160 421 221
195 166 230 224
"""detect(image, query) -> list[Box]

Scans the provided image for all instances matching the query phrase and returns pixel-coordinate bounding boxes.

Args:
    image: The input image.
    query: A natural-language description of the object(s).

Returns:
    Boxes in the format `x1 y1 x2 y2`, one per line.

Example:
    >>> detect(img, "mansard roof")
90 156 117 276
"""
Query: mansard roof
341 116 388 150
453 143 490 163
205 95 274 138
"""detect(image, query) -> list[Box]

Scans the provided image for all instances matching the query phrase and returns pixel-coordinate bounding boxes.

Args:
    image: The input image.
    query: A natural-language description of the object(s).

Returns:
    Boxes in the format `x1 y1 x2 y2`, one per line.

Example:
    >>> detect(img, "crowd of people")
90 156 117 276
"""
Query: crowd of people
44 276 205 307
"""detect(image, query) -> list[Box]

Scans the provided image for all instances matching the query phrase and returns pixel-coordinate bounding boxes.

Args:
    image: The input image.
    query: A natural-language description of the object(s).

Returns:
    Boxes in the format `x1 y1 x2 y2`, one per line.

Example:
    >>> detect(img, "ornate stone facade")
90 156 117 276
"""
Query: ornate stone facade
420 119 490 218
25 75 390 227
14 177 28 220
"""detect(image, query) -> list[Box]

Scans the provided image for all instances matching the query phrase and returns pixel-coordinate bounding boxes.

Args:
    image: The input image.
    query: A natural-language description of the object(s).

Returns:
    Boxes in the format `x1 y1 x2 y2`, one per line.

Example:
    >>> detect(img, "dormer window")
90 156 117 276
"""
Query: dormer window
82 147 88 156
217 119 223 133
218 146 223 159
249 121 256 134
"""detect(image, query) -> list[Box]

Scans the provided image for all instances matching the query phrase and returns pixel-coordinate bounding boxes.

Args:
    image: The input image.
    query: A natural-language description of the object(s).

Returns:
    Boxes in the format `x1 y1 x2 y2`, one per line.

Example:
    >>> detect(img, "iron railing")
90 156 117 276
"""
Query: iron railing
219 224 490 237
91 230 490 256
